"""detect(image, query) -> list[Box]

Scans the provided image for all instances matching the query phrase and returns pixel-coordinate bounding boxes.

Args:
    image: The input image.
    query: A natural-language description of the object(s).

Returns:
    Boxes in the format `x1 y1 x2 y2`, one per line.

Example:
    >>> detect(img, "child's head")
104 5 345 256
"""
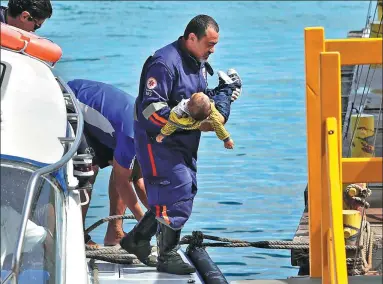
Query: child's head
188 92 211 121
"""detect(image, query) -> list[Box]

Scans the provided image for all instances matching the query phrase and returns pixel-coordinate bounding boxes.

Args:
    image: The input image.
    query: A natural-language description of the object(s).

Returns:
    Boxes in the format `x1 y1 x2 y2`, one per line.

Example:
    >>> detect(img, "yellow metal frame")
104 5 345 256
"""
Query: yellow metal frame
325 117 348 284
304 27 383 282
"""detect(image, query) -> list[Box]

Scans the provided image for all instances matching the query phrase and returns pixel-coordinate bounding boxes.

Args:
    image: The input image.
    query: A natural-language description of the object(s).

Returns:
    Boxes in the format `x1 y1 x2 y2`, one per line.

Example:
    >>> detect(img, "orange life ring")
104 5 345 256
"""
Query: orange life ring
0 22 62 64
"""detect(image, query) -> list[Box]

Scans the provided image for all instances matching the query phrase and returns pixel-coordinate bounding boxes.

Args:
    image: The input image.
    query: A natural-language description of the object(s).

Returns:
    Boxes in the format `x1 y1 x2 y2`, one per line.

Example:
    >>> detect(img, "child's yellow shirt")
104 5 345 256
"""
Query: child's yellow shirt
160 102 230 141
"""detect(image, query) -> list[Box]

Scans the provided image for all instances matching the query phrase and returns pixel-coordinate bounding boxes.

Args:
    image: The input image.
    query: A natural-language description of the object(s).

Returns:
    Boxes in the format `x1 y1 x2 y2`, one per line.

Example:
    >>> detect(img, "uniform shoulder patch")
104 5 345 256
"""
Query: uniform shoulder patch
146 77 157 89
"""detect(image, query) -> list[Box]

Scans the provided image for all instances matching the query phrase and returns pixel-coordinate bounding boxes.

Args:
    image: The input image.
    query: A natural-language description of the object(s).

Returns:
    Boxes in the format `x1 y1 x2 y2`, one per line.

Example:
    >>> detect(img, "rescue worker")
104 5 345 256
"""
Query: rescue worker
67 79 150 249
120 14 242 274
0 0 52 32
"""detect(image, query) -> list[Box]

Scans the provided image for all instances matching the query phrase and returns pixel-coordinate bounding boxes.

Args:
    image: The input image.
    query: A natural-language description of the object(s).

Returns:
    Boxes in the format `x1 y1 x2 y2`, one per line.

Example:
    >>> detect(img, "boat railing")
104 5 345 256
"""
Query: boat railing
2 77 84 284
304 26 382 283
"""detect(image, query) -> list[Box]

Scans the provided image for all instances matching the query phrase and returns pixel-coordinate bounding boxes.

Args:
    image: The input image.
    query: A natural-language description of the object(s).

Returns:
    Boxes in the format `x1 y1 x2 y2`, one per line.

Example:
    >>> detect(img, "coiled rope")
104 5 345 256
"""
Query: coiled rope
84 214 374 276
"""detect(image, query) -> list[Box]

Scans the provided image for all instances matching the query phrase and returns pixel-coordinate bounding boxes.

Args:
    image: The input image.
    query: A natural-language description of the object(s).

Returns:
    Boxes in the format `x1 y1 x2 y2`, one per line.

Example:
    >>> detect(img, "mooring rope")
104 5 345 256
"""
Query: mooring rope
180 231 361 251
84 214 136 235
348 219 374 275
85 214 374 277
88 259 99 284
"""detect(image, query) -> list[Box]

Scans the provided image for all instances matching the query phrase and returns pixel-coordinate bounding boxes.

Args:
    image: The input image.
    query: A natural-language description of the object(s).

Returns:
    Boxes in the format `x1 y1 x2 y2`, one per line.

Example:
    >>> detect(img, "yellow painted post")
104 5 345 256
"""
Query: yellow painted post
343 114 375 209
327 230 335 283
320 52 342 284
326 117 348 284
304 27 325 277
350 114 375 157
343 210 362 245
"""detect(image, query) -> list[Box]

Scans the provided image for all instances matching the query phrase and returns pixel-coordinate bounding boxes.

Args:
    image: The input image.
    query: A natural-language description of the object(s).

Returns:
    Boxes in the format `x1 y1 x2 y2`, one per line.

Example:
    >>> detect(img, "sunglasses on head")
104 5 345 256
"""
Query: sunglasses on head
28 16 42 30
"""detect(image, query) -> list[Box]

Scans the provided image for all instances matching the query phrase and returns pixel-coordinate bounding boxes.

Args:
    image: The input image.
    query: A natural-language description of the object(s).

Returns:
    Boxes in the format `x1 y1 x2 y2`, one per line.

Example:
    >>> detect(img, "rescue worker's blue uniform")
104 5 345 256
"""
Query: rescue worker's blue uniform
134 37 233 229
67 79 136 170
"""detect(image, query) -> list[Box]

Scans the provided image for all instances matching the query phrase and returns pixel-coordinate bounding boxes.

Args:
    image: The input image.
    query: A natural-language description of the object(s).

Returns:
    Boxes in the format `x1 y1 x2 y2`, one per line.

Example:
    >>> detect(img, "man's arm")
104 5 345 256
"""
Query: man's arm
139 62 174 132
112 158 143 221
113 135 144 220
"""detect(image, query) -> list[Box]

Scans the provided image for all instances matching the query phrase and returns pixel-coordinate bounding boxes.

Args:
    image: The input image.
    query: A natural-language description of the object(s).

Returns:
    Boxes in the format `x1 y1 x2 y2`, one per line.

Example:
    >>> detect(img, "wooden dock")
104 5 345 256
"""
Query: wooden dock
291 205 382 274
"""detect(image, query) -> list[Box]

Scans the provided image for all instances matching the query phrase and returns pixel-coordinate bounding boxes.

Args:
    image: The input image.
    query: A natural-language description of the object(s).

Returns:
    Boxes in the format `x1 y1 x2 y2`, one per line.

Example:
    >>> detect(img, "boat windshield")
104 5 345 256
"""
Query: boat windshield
1 160 65 284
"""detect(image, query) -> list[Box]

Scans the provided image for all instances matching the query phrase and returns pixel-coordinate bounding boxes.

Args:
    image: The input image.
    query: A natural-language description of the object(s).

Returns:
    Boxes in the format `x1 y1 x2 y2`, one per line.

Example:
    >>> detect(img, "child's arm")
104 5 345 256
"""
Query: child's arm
156 111 200 142
209 104 231 141
156 112 179 142
209 104 235 149
160 113 179 136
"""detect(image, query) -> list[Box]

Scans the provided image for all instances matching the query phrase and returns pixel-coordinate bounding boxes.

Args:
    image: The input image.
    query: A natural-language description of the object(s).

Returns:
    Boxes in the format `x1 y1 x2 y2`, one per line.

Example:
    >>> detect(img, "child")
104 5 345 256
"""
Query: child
156 92 234 149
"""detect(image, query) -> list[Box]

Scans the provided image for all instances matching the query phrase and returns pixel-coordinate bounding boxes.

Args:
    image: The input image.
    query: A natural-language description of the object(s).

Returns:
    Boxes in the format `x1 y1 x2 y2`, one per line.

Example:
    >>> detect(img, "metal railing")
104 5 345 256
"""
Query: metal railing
1 77 83 284
325 117 348 284
304 27 382 282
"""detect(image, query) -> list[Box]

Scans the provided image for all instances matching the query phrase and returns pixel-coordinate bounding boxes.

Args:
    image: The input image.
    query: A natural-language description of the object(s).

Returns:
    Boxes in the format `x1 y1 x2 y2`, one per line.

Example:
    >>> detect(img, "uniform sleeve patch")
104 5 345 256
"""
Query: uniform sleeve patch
146 77 157 89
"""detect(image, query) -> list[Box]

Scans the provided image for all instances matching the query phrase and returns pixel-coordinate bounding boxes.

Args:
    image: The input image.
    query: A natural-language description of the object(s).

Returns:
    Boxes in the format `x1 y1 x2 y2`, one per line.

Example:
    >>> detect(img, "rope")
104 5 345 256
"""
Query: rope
84 214 140 265
87 255 141 265
83 214 374 275
180 231 361 251
85 244 141 264
89 259 99 284
348 219 374 275
84 214 135 235
181 224 374 276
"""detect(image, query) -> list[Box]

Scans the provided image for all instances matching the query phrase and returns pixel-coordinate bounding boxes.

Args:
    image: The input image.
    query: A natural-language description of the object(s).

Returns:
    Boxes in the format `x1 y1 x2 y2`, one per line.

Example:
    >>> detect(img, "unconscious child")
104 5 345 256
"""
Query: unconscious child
156 92 234 149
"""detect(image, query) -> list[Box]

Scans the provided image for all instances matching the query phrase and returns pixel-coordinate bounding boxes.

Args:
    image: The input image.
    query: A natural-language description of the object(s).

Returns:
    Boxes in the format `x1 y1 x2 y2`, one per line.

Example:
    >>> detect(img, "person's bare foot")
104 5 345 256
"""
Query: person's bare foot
104 223 126 246
85 234 101 249
86 239 101 249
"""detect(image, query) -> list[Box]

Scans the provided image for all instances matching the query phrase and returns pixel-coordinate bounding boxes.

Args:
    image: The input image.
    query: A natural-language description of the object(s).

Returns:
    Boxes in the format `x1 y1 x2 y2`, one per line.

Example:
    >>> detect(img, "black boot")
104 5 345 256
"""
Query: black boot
157 223 196 275
120 210 158 267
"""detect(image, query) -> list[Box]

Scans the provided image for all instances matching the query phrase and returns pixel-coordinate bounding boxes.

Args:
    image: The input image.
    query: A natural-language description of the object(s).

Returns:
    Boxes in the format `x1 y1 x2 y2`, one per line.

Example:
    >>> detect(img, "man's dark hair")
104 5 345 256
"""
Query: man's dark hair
7 0 52 20
184 15 219 40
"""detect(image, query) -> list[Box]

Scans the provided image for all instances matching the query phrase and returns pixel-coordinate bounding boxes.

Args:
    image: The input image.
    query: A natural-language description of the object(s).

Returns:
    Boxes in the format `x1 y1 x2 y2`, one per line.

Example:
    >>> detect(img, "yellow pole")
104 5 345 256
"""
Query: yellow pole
320 52 342 284
350 114 375 157
326 117 348 284
305 27 325 278
343 114 375 208
343 210 362 245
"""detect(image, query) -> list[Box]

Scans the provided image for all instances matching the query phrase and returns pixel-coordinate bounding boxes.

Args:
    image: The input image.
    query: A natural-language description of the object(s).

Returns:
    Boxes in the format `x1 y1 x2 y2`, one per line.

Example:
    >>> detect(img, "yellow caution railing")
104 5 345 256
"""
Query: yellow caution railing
304 27 383 283
325 117 348 284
